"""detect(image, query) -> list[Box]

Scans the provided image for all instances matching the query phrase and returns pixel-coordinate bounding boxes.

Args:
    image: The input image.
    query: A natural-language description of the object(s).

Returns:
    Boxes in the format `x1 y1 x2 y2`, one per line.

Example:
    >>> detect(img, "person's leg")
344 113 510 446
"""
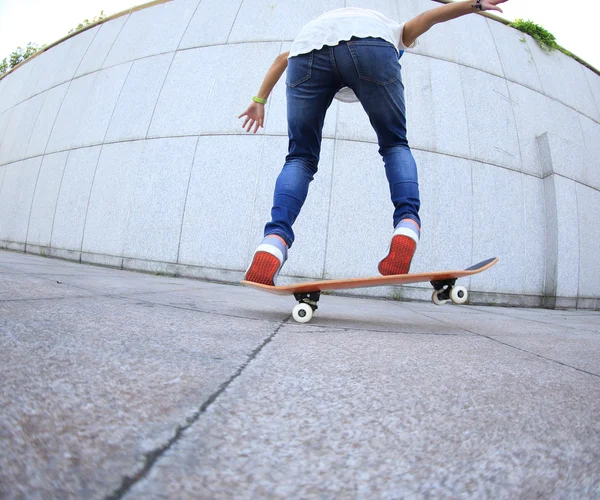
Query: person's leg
334 38 421 274
246 48 341 285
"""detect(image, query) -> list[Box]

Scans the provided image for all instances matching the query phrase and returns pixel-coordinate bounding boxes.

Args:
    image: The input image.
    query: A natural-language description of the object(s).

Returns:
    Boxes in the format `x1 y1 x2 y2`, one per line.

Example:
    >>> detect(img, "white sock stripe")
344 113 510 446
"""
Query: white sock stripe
393 226 419 244
255 244 285 263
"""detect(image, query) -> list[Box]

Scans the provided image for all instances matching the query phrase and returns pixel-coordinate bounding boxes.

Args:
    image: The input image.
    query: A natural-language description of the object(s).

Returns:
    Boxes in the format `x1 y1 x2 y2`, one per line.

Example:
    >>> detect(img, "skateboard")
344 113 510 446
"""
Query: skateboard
241 257 498 323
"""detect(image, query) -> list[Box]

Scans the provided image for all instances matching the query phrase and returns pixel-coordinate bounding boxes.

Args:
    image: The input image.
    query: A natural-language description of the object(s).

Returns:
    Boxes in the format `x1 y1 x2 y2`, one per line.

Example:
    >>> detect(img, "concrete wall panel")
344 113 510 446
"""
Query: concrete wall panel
472 163 526 294
228 0 343 43
576 183 600 297
82 141 145 256
414 151 474 275
461 66 520 170
47 64 130 153
105 53 174 143
148 43 281 138
415 14 503 77
531 41 599 121
0 158 42 243
487 20 544 93
25 83 70 159
51 146 102 251
325 140 395 280
508 83 584 177
0 58 36 114
32 29 98 97
578 115 600 190
522 175 546 294
552 175 580 299
75 17 129 77
178 134 264 270
403 55 470 158
583 65 600 118
123 137 197 263
103 0 200 68
0 94 45 165
26 152 69 246
180 0 243 49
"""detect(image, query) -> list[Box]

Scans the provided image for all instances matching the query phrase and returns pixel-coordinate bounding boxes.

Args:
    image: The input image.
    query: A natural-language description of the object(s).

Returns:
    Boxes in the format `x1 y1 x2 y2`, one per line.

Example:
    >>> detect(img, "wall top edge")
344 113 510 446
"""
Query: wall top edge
1 0 598 81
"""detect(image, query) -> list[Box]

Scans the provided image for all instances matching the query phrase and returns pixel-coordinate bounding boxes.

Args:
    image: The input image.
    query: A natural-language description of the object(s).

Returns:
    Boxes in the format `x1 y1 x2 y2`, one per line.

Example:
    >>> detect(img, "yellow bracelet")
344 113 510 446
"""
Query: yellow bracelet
252 96 267 104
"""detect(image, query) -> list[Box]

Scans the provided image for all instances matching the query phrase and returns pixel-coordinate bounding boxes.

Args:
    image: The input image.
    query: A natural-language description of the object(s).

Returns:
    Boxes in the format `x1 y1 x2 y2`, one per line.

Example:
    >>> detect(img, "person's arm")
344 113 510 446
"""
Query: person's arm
238 51 290 133
402 0 508 47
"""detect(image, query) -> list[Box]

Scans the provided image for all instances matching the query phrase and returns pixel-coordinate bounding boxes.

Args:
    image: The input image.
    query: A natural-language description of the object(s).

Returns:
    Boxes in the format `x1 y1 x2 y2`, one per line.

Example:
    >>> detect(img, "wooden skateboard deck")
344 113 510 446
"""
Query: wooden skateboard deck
241 257 498 323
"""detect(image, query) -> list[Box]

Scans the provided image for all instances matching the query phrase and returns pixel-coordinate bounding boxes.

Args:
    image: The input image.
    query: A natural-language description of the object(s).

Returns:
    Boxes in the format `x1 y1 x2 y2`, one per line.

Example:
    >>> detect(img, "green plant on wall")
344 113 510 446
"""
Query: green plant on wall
509 18 573 58
0 42 41 76
68 10 106 34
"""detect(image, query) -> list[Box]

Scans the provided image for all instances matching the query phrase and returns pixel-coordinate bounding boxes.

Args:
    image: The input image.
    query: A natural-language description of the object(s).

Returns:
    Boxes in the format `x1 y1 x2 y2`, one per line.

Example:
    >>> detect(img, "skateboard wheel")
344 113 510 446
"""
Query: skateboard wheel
450 285 468 304
432 290 448 306
292 303 313 323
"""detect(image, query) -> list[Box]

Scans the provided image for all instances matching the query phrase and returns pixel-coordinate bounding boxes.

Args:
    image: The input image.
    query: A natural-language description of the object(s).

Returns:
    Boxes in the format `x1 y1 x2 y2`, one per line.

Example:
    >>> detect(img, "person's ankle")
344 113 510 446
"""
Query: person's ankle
266 234 288 247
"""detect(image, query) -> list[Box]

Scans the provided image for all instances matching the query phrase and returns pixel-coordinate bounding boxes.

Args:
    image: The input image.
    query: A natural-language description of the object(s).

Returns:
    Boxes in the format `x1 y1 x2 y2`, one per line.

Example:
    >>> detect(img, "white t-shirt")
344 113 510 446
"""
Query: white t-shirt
288 8 415 103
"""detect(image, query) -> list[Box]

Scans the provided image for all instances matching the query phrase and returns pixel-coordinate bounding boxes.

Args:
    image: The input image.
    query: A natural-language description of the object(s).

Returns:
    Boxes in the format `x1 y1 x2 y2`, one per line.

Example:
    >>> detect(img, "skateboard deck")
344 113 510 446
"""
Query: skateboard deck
241 257 498 323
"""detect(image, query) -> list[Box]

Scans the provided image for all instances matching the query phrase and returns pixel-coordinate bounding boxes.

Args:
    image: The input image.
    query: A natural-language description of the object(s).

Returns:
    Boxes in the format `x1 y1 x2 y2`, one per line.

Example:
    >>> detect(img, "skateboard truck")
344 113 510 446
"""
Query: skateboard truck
430 278 468 306
293 291 320 323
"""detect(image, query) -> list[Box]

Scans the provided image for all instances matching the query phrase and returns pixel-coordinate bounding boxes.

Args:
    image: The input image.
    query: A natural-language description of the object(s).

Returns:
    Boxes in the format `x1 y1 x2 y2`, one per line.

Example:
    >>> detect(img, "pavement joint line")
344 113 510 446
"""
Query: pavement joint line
105 316 291 500
413 309 600 380
467 306 600 333
286 324 466 336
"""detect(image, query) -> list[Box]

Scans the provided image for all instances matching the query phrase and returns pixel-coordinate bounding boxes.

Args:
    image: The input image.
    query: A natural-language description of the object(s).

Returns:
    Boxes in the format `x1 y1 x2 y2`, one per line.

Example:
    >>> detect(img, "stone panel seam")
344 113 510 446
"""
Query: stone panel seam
41 76 75 158
225 0 246 44
574 180 582 302
323 109 341 279
245 134 269 263
3 43 599 126
72 24 103 80
7 134 597 189
105 316 291 500
143 52 177 139
22 158 44 251
79 147 105 256
103 62 136 143
579 62 600 119
22 91 50 160
0 107 15 156
176 136 200 264
176 0 203 51
49 150 71 250
457 64 476 268
100 14 131 70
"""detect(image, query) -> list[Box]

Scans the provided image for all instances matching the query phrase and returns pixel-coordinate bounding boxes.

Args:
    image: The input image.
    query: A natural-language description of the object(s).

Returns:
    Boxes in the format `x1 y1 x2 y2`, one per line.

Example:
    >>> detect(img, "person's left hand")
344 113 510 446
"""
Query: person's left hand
238 102 265 133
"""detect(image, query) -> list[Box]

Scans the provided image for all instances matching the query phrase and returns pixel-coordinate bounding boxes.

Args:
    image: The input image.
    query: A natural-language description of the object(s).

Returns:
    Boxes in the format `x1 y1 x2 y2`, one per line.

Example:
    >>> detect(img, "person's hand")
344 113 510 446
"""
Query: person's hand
238 101 265 133
476 0 508 13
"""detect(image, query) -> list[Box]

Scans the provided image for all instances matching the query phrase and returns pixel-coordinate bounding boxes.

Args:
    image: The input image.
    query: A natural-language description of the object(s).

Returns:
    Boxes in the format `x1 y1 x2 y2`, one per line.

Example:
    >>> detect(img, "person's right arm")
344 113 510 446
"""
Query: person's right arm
402 0 508 47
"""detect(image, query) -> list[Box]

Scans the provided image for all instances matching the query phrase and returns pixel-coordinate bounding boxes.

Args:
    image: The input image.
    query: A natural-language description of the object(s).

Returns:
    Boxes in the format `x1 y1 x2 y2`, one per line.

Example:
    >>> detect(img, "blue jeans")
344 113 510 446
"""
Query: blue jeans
265 37 420 248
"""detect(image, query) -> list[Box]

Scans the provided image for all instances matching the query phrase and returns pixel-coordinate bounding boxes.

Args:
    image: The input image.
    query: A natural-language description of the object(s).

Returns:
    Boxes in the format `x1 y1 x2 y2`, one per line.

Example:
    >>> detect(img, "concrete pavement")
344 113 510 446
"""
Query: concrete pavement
1 249 599 499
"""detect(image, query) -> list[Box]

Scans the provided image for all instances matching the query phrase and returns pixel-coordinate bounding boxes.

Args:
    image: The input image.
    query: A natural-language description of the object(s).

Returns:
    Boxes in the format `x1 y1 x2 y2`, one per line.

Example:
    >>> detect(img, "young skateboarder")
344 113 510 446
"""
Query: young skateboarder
240 0 507 285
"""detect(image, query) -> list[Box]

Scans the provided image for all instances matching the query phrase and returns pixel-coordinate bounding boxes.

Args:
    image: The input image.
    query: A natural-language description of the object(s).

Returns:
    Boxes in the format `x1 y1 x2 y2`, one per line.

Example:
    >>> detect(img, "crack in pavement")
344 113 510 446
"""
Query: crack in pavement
104 316 291 500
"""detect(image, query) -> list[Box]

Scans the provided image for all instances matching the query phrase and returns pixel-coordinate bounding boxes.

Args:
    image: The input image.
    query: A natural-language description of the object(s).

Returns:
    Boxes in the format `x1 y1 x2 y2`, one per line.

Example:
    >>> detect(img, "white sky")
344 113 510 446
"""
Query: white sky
0 0 598 70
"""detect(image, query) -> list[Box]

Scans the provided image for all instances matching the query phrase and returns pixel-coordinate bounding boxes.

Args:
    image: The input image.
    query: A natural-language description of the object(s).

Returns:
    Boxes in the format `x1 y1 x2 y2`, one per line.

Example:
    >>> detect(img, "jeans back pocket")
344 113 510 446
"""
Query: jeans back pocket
286 52 313 87
348 40 399 86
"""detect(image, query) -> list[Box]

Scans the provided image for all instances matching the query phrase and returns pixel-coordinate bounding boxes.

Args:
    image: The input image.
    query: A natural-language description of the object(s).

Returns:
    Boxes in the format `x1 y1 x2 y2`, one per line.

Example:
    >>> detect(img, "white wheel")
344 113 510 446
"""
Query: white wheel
432 290 448 306
292 303 313 323
450 285 468 305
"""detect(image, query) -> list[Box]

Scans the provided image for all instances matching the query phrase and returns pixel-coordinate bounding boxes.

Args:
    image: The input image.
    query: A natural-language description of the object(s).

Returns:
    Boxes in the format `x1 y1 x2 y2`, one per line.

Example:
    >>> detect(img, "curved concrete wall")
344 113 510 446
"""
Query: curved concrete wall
1 0 599 309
